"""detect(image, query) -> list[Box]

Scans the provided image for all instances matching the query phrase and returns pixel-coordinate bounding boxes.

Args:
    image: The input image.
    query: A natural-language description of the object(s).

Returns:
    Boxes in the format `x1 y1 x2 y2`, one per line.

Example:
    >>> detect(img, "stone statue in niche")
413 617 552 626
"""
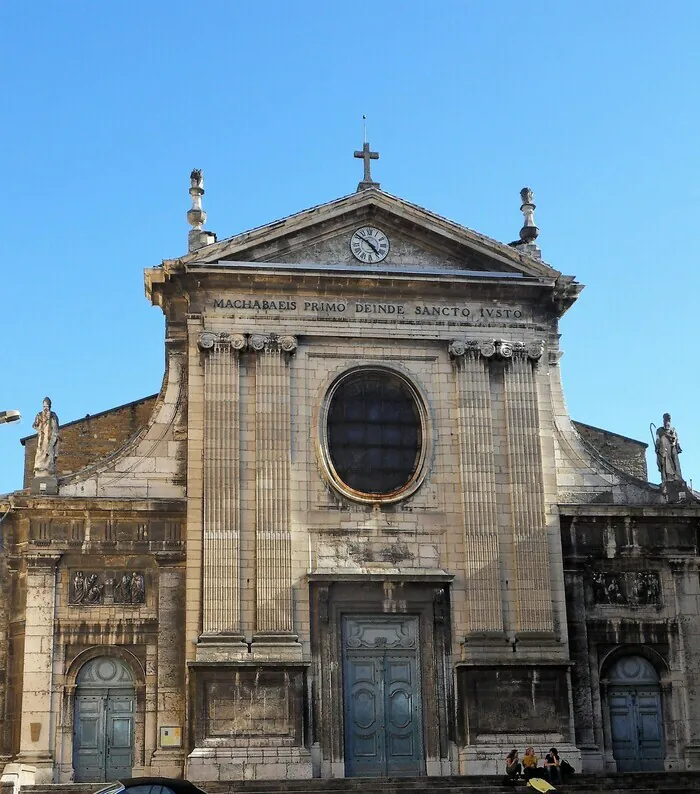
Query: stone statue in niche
655 413 683 483
32 397 61 477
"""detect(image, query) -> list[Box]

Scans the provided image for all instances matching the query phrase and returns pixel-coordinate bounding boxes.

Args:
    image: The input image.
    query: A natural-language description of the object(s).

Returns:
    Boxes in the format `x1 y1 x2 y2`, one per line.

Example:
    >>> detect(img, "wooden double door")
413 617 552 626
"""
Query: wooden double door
610 687 664 771
73 657 135 782
608 655 664 772
342 615 424 777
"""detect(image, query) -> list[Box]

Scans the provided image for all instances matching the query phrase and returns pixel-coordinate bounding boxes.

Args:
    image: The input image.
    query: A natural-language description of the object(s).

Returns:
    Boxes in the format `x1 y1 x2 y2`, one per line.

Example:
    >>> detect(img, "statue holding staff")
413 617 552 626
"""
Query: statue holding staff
32 397 61 477
654 412 683 483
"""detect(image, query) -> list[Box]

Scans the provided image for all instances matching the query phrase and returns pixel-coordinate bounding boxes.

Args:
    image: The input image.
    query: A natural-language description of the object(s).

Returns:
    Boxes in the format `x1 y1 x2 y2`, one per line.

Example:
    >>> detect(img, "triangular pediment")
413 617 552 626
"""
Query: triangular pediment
178 188 561 280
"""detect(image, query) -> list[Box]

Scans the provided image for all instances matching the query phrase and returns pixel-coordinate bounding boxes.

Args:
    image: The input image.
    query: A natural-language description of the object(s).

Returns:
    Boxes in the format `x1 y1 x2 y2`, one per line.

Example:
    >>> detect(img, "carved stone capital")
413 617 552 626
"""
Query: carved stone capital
250 333 298 355
197 331 247 352
449 338 545 362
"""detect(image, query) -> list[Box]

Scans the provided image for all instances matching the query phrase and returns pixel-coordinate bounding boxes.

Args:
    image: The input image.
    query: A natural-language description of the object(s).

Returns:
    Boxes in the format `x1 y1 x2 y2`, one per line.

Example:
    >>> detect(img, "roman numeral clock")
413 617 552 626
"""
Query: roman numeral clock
350 226 390 263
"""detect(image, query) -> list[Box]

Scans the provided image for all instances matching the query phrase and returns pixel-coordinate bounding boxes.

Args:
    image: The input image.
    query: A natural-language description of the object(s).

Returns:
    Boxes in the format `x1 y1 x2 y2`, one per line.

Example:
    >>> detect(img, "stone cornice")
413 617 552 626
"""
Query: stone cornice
25 552 62 569
0 496 186 513
559 504 700 518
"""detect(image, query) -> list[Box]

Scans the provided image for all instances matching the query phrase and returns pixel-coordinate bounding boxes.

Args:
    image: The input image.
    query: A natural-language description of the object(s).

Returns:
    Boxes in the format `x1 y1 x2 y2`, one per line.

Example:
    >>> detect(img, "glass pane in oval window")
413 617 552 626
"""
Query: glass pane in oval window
327 372 422 495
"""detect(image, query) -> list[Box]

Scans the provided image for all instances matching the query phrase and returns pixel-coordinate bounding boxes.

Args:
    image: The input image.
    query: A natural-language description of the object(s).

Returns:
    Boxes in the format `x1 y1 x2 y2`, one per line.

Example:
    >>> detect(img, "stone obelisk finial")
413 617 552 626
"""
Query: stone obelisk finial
509 187 542 260
519 187 539 242
187 169 216 252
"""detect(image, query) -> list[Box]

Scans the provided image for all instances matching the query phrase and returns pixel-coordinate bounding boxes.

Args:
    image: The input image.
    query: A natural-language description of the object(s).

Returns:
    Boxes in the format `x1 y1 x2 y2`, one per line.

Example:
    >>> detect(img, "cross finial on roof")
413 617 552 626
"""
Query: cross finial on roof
354 116 380 191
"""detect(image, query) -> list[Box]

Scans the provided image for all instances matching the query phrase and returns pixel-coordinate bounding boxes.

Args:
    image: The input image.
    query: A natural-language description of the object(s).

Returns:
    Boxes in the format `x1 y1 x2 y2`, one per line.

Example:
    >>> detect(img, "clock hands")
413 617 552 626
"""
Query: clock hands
363 236 380 254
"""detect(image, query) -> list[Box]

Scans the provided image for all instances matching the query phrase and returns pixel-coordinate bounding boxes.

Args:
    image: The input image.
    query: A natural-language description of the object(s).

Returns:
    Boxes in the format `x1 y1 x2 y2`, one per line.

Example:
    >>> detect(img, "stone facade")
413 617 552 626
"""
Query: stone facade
1 184 699 784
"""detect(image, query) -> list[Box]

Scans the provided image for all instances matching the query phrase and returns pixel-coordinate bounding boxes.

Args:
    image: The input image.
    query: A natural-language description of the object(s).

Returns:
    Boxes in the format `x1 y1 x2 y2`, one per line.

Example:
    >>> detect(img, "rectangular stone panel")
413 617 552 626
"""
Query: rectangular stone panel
457 666 570 741
192 666 306 746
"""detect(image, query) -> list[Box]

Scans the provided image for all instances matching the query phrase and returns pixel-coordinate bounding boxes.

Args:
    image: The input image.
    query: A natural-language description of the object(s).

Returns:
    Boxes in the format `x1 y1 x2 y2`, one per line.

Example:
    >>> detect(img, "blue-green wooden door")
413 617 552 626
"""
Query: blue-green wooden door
608 655 664 772
73 658 135 782
343 616 424 777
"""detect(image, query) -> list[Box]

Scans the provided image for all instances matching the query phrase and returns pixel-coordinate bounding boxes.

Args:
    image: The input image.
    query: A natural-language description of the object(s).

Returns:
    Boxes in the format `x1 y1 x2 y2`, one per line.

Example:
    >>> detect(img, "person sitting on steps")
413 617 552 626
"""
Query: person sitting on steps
505 748 522 781
522 746 539 780
544 747 562 784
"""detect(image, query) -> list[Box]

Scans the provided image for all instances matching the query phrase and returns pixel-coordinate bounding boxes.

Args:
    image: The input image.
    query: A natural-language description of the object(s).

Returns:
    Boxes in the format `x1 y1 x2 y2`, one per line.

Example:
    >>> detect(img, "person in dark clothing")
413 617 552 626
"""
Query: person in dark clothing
544 747 561 784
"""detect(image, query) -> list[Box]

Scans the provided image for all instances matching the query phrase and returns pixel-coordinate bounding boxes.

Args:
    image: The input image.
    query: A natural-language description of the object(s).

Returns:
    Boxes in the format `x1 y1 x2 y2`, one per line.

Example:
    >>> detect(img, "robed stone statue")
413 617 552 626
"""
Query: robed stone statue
655 412 683 483
32 396 61 477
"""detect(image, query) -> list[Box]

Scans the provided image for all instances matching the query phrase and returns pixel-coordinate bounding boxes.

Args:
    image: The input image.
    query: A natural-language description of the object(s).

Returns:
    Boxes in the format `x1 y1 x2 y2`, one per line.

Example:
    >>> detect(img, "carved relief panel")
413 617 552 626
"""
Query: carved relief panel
589 570 661 606
69 570 147 606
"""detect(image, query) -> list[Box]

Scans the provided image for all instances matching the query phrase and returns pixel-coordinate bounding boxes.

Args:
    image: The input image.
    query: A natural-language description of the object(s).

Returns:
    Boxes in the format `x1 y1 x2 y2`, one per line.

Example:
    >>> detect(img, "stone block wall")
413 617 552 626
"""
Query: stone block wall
573 421 648 481
561 506 700 772
21 396 157 486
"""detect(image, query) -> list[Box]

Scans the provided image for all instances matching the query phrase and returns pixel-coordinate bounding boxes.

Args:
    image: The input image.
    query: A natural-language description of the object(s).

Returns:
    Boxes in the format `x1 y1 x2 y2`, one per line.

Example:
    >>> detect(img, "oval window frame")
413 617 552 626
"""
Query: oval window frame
320 366 431 505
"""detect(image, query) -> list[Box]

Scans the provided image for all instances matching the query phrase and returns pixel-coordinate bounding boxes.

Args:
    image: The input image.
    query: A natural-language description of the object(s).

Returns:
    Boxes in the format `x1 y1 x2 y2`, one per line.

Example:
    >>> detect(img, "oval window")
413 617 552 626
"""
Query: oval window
324 369 425 502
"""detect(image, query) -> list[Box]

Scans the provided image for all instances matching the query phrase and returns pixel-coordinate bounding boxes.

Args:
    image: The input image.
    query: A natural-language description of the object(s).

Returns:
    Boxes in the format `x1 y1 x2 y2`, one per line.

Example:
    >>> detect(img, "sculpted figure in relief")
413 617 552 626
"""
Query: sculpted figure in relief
71 571 86 604
32 397 61 477
130 572 145 604
85 574 103 604
655 413 683 483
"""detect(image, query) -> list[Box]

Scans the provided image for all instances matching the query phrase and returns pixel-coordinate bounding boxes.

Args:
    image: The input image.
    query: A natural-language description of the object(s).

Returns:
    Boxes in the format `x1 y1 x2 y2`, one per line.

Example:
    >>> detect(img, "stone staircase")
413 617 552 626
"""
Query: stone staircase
21 774 700 794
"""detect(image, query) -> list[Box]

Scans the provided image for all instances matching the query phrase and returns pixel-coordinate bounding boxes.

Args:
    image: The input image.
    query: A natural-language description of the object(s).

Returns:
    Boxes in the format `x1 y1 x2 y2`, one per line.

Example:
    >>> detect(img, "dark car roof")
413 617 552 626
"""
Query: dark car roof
118 778 208 794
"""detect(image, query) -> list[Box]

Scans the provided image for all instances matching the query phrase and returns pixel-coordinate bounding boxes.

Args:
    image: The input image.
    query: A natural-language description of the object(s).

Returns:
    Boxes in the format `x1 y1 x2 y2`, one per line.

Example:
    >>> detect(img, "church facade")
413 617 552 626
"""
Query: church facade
1 160 700 784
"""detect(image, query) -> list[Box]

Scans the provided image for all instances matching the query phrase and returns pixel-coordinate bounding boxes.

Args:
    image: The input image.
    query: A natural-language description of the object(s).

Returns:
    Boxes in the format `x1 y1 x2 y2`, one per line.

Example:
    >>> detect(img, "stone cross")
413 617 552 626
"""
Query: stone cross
354 142 380 191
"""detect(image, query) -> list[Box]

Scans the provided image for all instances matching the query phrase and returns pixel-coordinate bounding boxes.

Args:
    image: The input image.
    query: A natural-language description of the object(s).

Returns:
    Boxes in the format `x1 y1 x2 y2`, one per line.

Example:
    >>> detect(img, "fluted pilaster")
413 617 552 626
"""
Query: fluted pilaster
250 333 298 635
449 340 502 632
199 331 246 635
503 342 553 631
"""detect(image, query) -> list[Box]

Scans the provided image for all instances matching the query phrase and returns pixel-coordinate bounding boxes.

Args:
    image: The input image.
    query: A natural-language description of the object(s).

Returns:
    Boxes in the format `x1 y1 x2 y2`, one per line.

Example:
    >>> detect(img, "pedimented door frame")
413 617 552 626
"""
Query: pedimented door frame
309 574 453 778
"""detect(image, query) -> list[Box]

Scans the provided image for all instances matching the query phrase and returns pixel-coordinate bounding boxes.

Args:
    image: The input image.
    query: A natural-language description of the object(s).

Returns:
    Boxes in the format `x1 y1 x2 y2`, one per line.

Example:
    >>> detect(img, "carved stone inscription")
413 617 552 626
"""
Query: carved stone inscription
70 570 146 606
211 297 527 322
590 570 661 606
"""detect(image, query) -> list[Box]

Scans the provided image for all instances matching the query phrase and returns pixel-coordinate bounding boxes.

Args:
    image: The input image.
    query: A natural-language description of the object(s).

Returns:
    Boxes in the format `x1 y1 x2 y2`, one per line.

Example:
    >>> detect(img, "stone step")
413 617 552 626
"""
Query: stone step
22 774 700 794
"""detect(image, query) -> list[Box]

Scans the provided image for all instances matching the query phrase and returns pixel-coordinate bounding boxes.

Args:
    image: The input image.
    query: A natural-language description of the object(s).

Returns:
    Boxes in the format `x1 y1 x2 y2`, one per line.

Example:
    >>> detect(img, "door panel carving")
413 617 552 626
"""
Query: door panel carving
343 616 423 777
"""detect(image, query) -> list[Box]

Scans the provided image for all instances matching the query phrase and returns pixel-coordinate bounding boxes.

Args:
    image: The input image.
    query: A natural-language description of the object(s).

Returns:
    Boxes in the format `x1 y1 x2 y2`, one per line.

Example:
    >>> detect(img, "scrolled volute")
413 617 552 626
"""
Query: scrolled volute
449 338 546 362
249 333 298 354
198 331 247 352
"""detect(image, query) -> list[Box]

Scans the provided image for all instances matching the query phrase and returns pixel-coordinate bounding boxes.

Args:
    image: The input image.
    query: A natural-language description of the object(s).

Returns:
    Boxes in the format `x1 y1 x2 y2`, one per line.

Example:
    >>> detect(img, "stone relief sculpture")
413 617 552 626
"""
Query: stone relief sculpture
131 571 146 604
590 570 661 606
32 396 61 477
85 574 104 604
71 570 86 604
654 413 683 483
70 571 146 605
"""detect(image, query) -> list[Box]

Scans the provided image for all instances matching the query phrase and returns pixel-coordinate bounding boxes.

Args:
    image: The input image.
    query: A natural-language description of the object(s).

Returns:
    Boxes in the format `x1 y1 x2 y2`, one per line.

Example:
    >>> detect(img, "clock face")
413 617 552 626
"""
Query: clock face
350 226 390 263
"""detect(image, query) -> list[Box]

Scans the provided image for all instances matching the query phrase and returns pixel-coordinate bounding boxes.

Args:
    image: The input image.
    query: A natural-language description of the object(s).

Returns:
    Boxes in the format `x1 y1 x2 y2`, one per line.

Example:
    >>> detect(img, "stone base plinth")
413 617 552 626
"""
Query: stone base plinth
186 746 312 781
0 763 37 793
149 749 186 778
30 477 58 496
578 744 605 773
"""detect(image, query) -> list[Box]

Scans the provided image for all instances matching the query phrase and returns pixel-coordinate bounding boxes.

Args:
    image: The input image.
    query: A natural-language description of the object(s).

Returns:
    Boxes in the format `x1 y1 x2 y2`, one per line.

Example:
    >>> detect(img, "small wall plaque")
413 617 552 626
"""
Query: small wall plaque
159 726 182 748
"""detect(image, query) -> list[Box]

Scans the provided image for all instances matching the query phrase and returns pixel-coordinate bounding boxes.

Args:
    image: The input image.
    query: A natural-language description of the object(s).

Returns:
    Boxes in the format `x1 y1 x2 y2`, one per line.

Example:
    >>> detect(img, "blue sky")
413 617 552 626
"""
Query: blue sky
1 1 698 492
